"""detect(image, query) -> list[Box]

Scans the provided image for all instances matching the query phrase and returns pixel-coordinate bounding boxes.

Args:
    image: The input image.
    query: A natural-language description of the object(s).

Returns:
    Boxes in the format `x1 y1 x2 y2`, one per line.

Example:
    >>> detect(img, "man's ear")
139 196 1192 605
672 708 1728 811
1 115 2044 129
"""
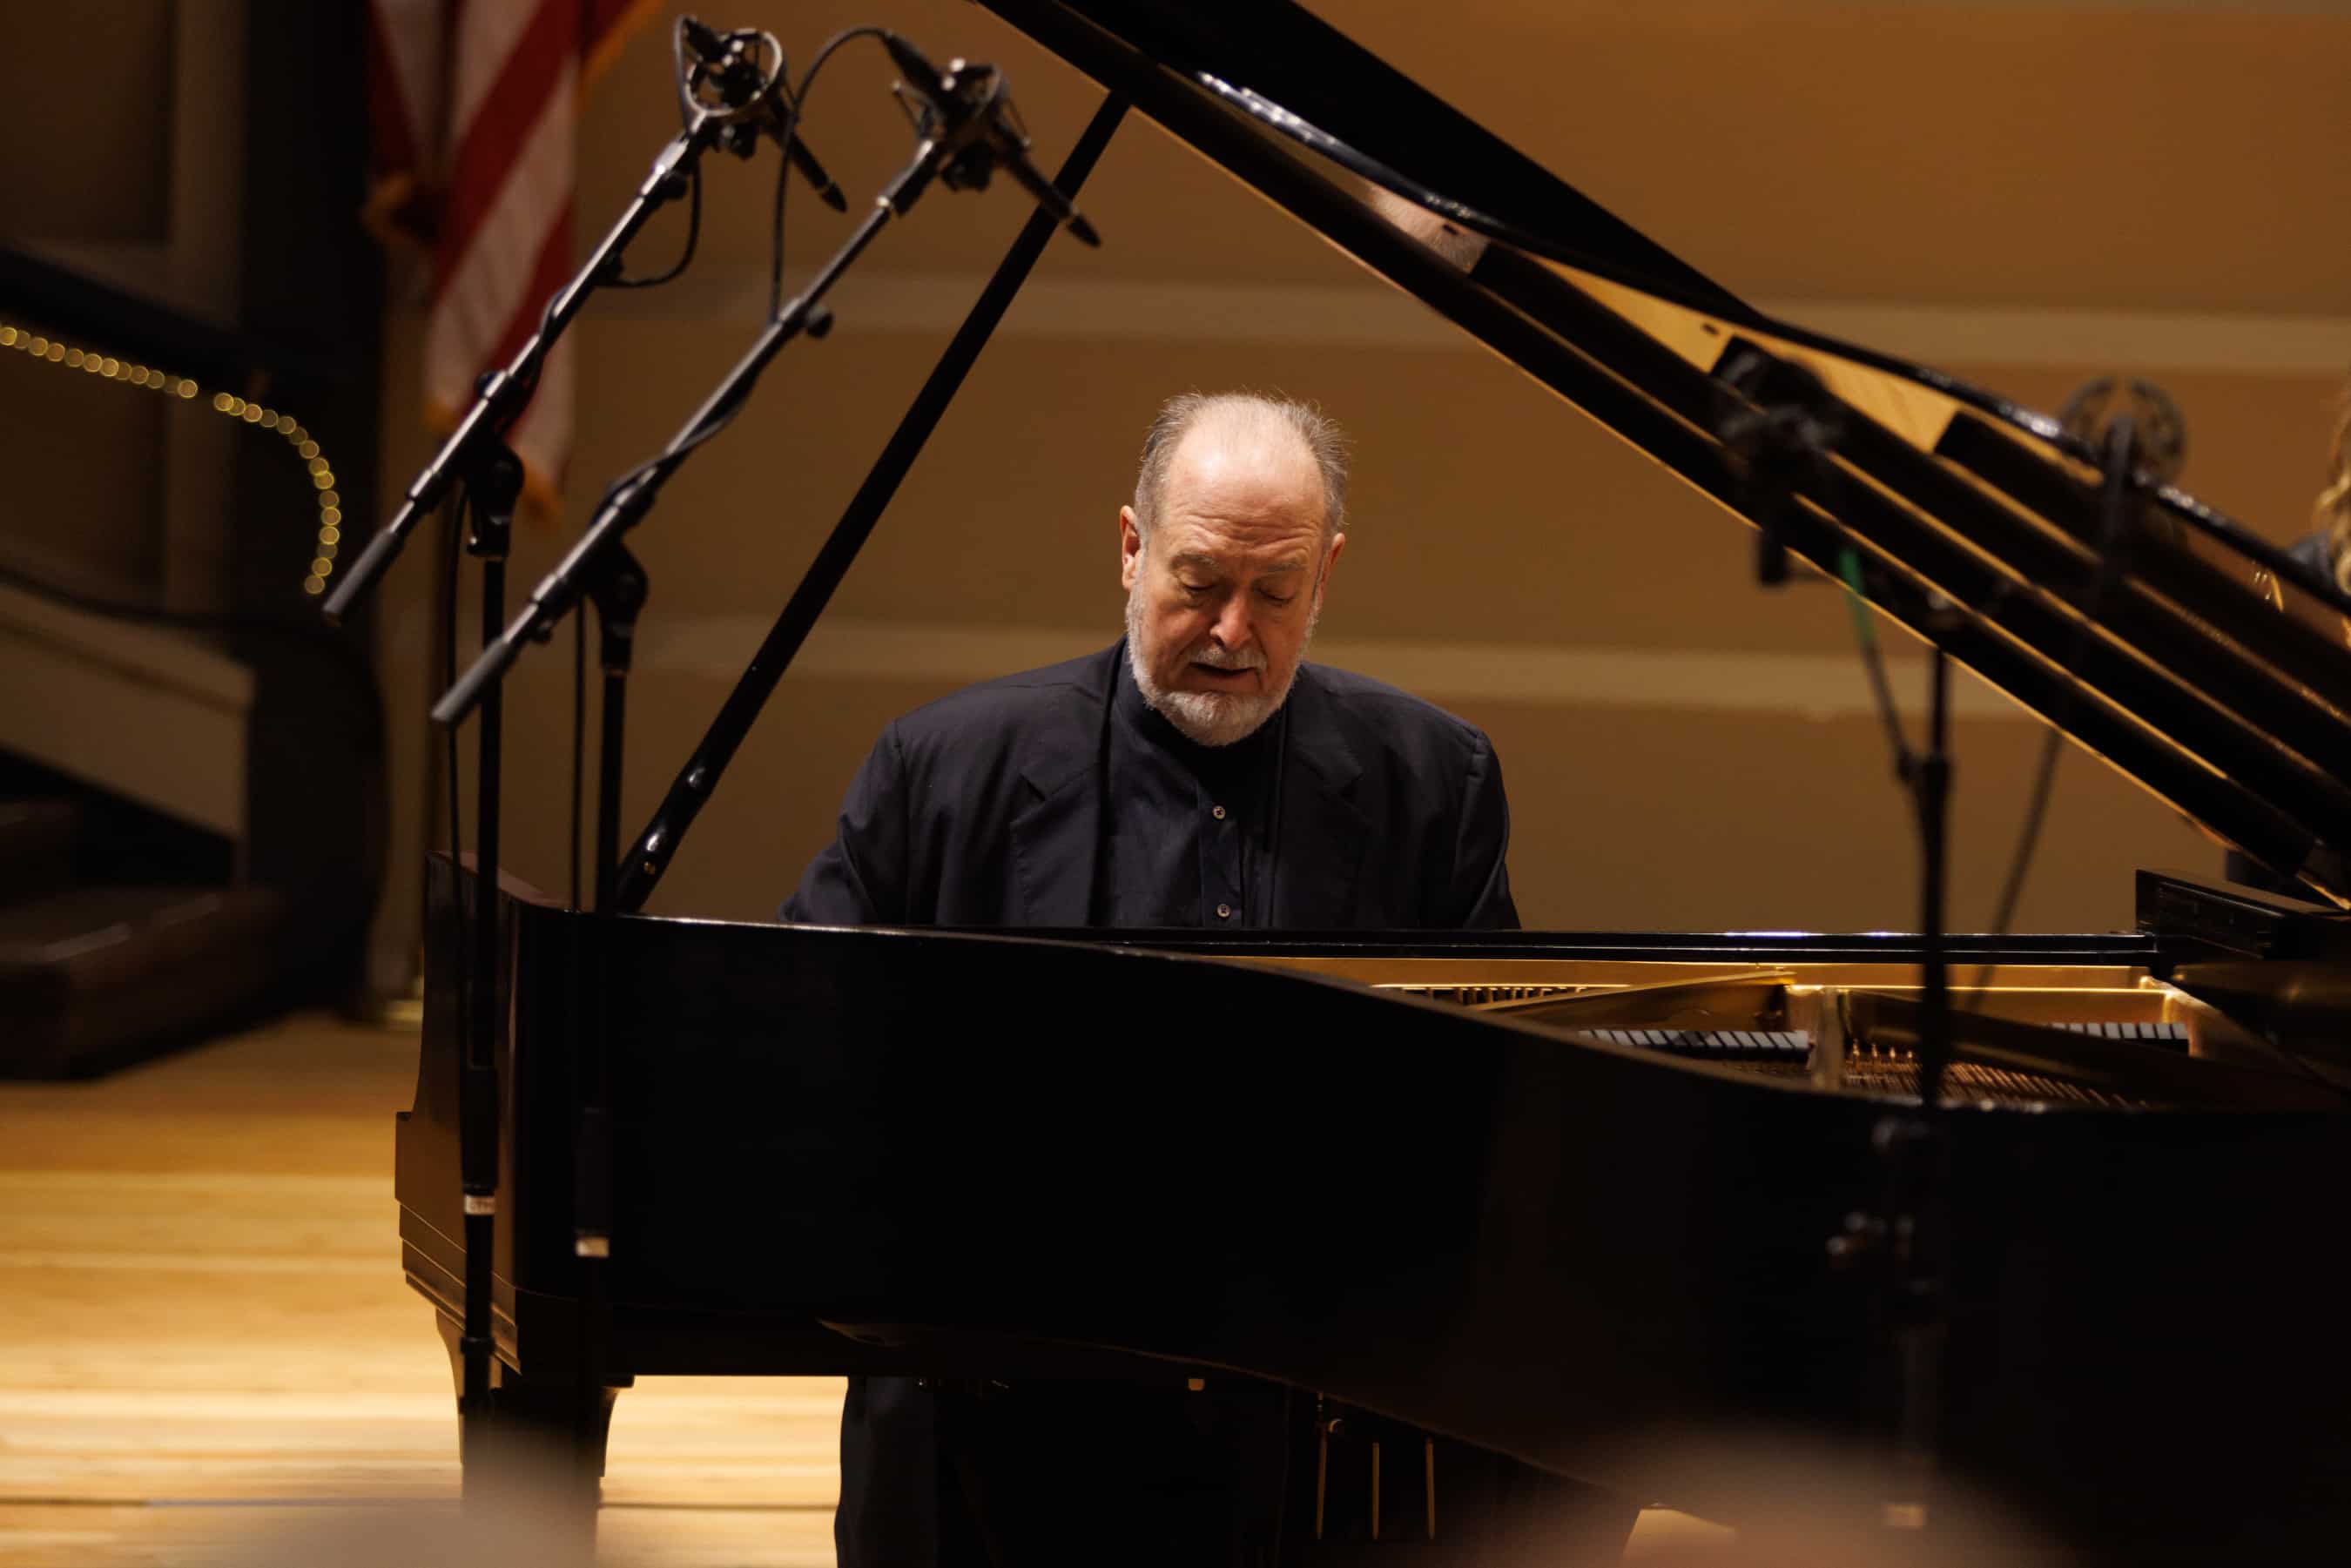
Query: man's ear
1119 506 1144 592
1313 529 1347 612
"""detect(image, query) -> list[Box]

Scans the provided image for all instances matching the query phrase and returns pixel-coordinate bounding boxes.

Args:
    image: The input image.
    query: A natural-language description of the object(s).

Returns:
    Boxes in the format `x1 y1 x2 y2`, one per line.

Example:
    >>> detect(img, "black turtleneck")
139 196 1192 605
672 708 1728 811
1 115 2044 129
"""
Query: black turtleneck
1099 643 1290 929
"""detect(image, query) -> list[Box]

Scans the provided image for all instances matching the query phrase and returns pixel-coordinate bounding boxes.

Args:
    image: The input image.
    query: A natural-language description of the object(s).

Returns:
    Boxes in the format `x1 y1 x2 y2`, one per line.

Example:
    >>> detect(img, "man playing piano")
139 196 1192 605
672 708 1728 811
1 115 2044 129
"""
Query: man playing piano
786 391 1633 1564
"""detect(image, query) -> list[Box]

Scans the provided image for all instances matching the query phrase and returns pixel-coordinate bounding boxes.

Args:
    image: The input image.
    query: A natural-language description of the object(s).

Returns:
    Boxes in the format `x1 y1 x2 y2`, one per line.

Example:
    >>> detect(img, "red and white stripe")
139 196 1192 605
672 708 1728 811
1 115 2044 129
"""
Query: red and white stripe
368 0 654 520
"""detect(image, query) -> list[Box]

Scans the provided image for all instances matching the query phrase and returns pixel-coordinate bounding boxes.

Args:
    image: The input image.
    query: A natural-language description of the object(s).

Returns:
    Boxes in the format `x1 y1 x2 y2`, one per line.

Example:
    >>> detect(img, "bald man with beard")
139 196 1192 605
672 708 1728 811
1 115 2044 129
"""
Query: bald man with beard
786 393 1630 1565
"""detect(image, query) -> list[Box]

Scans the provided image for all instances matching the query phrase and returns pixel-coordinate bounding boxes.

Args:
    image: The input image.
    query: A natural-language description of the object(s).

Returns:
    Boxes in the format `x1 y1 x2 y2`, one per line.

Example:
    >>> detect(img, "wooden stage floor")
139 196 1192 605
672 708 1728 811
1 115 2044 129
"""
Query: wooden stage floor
0 1013 1714 1565
0 1013 839 1565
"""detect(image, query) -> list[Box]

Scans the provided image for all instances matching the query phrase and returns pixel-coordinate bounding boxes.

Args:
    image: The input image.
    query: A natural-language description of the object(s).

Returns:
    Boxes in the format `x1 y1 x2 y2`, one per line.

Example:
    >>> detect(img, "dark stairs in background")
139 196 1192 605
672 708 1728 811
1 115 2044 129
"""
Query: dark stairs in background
0 795 286 1078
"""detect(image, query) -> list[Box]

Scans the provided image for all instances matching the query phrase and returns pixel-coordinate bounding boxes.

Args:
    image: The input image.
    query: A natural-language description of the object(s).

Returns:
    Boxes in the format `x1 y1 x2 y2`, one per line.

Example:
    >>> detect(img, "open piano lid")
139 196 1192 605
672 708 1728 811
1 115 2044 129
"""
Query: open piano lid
977 0 2351 906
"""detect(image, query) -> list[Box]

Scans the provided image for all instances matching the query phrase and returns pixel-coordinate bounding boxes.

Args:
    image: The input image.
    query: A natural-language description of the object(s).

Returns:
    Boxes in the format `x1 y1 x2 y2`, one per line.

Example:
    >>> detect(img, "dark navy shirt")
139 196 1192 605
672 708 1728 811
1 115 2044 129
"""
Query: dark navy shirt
1099 654 1289 929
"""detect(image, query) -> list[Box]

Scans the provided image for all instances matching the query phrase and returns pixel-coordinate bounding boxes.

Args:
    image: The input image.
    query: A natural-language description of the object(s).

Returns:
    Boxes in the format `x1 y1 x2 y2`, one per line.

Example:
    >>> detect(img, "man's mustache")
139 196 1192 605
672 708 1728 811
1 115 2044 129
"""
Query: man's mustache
1187 642 1267 671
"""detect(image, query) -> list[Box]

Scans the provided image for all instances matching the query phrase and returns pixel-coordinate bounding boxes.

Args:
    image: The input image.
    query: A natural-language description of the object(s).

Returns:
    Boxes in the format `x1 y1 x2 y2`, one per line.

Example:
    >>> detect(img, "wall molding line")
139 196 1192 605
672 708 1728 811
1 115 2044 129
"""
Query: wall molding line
629 614 2035 722
498 271 2351 375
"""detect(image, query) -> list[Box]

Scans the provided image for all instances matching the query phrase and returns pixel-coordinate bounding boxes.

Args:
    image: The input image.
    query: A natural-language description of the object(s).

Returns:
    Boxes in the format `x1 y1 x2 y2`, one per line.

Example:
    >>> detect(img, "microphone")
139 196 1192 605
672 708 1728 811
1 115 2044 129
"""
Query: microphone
679 17 848 212
2058 375 2186 486
880 33 1101 246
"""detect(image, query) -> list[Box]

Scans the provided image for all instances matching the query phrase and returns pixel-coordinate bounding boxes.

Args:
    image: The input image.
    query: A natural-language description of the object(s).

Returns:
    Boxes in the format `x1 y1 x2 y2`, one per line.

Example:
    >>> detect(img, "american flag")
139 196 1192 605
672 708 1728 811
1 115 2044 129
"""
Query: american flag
366 0 657 519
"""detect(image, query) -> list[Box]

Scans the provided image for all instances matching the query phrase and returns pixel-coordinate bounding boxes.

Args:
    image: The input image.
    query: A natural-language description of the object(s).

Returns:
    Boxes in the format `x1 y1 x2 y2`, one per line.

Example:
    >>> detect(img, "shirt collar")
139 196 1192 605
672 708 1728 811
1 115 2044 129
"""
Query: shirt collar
1114 637 1287 787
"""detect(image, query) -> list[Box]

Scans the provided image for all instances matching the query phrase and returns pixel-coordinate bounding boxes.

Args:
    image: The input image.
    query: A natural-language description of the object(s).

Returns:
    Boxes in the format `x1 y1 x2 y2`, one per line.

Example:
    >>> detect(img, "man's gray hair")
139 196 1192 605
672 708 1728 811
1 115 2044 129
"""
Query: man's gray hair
1130 392 1350 543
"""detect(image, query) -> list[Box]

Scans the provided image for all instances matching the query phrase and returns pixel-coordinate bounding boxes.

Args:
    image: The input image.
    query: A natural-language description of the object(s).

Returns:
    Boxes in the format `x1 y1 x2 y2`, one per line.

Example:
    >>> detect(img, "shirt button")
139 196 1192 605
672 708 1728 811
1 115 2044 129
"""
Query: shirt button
1216 903 1232 919
1211 804 1227 820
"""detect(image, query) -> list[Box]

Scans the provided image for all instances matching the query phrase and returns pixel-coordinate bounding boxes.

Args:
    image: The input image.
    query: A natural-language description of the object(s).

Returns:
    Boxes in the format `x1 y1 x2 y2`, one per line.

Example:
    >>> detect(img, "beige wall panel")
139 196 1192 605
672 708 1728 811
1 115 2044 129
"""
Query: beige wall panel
1454 697 2214 935
1310 1 2351 316
581 3 2351 314
562 320 1871 650
560 320 2345 649
461 652 2214 938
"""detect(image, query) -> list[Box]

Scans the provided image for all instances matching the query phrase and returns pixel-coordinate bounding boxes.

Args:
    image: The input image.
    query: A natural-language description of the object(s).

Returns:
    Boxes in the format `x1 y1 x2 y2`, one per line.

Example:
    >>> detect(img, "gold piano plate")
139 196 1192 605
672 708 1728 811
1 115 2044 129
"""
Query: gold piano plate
1228 950 2332 1112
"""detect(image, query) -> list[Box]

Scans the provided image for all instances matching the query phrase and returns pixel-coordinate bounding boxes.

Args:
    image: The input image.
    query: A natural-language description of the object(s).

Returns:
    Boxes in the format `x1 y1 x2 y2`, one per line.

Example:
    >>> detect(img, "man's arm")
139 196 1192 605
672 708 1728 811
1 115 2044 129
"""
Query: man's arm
1449 732 1519 930
781 723 910 925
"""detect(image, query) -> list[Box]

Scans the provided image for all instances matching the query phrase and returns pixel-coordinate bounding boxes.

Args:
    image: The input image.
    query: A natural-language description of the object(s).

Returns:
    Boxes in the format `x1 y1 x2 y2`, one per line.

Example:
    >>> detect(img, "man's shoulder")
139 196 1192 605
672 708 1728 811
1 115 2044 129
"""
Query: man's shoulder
1297 660 1492 756
886 644 1114 756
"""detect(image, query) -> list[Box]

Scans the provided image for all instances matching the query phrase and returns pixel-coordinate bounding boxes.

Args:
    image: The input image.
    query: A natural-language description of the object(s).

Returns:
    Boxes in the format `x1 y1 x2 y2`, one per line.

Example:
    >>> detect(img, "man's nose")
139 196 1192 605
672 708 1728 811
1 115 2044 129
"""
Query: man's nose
1209 592 1255 649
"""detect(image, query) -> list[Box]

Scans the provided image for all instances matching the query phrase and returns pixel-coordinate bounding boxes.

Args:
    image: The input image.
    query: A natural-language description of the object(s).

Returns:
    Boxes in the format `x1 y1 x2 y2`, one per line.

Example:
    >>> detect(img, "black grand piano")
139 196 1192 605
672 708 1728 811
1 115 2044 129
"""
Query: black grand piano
395 2 2351 1560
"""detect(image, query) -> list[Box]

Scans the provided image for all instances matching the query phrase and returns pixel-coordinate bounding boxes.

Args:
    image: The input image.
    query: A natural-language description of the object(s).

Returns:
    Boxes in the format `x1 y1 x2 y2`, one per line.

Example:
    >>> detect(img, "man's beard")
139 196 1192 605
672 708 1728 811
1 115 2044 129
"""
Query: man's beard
1125 589 1311 747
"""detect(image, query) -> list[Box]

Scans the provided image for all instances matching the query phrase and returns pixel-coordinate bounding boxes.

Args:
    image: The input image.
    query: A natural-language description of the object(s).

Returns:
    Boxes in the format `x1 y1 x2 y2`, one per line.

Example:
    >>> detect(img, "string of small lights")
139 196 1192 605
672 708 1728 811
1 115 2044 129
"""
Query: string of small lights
0 320 345 596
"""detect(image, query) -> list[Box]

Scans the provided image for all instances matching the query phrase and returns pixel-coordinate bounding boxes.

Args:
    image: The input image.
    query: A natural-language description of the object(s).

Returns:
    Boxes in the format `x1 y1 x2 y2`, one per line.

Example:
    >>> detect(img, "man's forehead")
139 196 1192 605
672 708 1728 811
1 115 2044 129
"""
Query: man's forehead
1166 539 1312 574
1164 417 1323 509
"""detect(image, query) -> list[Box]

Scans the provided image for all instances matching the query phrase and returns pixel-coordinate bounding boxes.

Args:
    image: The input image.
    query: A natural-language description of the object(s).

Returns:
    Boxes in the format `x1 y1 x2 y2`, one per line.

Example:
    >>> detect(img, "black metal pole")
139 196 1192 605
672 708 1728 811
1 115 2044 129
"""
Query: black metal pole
456 451 520 1499
1914 644 1953 1110
567 547 641 1484
586 546 648 912
1884 626 1957 1506
596 679 629 915
610 91 1131 913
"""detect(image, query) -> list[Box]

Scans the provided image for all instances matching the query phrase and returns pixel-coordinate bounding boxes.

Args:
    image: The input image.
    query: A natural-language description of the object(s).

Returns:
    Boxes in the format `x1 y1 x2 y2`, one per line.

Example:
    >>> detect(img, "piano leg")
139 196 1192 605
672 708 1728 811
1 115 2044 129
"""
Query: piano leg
435 1314 623 1556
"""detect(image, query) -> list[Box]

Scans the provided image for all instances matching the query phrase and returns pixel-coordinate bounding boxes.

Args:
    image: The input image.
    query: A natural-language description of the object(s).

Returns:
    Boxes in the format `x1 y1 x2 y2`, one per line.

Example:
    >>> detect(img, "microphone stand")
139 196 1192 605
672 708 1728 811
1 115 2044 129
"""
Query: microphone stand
418 65 1100 1512
1878 621 1956 1513
404 116 717 1514
1713 347 1965 1516
330 118 717 625
455 449 518 1499
327 16 845 622
329 26 824 1506
433 118 1010 731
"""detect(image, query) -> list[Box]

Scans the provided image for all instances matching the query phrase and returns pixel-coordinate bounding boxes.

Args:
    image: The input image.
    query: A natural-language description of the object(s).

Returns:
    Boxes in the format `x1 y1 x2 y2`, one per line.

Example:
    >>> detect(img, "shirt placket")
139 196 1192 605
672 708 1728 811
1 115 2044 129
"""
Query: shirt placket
1198 778 1246 925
